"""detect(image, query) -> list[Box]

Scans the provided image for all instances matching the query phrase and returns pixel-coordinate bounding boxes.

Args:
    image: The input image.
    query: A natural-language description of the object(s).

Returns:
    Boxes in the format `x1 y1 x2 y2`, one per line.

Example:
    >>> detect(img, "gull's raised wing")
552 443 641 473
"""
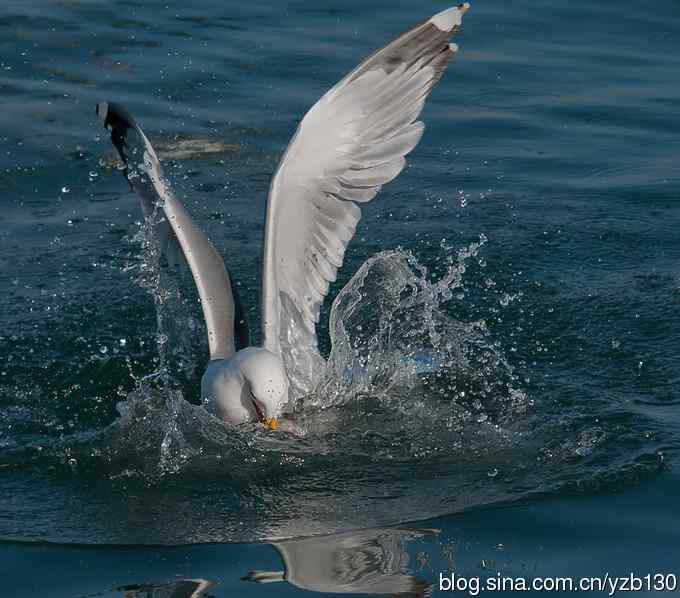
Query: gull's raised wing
98 101 241 360
261 5 469 394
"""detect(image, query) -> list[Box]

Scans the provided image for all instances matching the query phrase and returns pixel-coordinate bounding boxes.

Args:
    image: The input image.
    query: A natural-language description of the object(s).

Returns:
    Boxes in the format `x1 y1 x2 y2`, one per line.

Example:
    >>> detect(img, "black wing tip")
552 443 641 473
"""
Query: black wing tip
95 100 138 133
95 101 144 168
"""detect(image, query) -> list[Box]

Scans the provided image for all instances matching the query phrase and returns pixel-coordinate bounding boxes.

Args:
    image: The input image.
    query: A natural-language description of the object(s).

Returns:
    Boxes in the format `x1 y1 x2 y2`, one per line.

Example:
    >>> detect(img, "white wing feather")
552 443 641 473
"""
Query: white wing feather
98 102 239 361
261 5 469 395
142 144 238 361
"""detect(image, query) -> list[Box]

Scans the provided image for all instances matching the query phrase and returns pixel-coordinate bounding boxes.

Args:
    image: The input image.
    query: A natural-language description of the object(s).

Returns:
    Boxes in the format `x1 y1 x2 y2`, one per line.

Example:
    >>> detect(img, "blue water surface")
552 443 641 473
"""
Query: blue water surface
1 0 680 596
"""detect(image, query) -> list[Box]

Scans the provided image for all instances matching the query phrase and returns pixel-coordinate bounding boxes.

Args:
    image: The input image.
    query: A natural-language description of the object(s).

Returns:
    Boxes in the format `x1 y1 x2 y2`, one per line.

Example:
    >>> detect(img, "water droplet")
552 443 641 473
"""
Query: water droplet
99 345 108 354
487 468 498 477
61 186 70 194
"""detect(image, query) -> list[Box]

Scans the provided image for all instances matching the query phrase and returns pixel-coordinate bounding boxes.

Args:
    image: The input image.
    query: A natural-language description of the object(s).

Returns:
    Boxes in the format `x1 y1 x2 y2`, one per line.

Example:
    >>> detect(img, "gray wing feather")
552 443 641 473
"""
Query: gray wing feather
261 5 468 395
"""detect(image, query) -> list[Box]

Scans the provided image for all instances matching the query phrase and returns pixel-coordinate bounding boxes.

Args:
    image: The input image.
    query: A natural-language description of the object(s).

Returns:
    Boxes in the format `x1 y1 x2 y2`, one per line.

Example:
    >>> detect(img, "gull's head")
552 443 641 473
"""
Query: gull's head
240 349 288 431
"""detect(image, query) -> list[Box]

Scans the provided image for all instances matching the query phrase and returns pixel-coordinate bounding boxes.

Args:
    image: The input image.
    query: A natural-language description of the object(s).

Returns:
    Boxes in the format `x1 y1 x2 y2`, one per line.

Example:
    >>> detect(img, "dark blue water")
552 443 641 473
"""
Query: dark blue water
2 0 680 595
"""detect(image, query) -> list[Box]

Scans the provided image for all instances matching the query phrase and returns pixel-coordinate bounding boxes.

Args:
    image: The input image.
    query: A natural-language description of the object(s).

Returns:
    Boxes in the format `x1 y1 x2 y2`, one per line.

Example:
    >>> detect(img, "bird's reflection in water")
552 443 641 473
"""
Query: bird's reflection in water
118 578 213 598
111 527 434 597
244 527 436 597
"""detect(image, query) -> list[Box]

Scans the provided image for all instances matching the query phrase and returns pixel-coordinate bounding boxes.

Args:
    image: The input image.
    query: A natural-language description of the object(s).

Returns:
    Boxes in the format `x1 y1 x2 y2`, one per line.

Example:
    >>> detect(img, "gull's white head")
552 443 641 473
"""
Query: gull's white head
239 349 288 430
201 348 288 430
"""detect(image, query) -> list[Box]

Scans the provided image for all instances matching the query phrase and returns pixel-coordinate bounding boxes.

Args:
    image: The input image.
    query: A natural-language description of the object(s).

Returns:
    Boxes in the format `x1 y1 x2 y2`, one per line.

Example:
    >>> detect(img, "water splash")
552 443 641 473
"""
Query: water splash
312 241 528 431
0 234 664 544
83 236 532 480
122 203 204 386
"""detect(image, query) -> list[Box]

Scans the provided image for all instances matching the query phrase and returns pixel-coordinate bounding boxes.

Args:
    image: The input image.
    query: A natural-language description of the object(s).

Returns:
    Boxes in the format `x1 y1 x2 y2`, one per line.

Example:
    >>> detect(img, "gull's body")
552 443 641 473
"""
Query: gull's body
99 5 470 428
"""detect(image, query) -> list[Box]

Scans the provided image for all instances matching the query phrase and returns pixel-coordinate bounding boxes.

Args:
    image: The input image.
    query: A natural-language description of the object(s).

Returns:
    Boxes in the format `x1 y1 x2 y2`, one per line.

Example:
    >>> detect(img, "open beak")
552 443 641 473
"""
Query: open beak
251 399 279 431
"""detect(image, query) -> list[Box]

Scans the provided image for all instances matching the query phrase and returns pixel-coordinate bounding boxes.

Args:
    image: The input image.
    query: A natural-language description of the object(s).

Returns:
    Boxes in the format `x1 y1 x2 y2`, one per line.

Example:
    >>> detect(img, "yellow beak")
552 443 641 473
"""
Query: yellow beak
251 397 278 431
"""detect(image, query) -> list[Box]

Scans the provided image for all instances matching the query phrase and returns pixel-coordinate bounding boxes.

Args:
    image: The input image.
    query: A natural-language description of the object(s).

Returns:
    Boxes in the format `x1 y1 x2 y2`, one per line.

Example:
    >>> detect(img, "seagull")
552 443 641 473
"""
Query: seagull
97 4 469 430
244 527 438 597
